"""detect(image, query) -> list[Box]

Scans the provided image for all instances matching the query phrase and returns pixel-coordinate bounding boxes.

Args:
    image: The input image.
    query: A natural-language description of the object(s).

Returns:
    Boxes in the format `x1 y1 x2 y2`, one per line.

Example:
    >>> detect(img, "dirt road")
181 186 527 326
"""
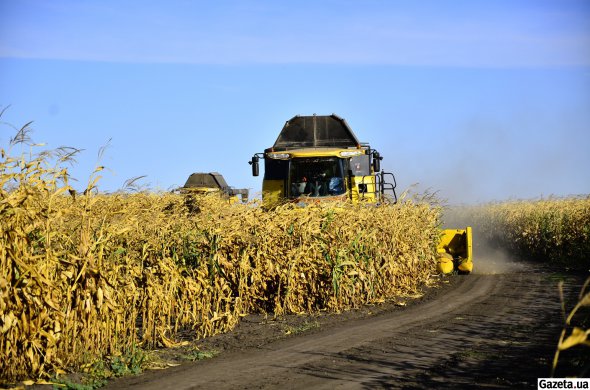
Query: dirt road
106 265 579 389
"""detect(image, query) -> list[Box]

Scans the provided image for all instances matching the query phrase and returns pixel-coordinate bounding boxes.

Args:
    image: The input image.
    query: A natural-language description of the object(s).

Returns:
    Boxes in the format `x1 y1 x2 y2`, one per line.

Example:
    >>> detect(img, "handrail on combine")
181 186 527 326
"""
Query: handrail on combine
358 171 397 204
378 171 397 203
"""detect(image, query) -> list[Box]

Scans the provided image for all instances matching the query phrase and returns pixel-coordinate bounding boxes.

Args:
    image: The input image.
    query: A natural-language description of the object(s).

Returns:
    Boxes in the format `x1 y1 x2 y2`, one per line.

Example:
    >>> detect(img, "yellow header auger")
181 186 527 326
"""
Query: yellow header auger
249 114 473 275
437 227 474 274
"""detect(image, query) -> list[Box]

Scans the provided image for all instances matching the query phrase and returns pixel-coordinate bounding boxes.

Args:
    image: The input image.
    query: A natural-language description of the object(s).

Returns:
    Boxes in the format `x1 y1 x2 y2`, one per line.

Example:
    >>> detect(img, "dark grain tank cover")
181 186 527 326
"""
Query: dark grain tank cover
183 172 229 190
273 114 361 150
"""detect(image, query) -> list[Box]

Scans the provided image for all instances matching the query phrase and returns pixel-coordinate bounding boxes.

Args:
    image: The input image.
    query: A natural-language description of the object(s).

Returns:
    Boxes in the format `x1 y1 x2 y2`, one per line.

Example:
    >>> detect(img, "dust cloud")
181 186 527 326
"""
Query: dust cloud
471 239 525 275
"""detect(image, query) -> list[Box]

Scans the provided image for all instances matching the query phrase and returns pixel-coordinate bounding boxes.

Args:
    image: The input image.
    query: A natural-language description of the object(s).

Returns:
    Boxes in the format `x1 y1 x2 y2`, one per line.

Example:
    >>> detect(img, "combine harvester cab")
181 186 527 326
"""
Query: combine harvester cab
249 114 397 207
182 172 249 203
249 114 473 275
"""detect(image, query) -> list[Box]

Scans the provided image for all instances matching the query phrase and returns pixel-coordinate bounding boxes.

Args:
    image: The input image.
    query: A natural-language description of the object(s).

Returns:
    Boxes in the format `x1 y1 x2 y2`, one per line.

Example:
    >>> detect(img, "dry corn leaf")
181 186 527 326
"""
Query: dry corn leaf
559 327 589 351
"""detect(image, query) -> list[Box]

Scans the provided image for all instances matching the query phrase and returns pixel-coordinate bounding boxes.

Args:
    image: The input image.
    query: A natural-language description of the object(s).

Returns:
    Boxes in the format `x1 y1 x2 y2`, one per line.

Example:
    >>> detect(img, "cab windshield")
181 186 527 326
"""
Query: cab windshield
289 157 345 198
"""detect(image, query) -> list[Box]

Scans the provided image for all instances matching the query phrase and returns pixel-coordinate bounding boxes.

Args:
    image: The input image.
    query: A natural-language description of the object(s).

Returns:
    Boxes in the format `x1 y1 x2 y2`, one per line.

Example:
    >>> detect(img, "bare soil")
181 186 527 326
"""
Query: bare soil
102 263 586 389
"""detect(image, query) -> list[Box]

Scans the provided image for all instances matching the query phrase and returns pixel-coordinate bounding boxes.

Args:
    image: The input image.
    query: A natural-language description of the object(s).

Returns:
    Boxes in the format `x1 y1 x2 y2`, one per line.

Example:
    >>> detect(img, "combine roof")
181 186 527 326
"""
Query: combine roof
272 114 361 150
183 172 229 190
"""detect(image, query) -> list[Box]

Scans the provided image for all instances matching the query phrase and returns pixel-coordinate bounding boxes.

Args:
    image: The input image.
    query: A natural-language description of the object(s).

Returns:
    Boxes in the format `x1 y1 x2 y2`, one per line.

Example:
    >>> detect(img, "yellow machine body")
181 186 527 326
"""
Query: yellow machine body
261 147 379 208
437 227 474 274
249 115 393 209
261 179 285 206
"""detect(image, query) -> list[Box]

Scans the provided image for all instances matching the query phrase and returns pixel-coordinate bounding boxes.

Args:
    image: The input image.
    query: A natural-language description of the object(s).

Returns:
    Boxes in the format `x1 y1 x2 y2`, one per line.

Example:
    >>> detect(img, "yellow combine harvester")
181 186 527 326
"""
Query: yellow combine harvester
249 114 473 274
181 172 249 204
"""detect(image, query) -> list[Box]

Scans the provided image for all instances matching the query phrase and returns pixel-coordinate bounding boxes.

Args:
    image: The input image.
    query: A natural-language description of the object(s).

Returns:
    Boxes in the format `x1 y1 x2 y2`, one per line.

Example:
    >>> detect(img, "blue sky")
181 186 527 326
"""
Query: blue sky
1 0 589 203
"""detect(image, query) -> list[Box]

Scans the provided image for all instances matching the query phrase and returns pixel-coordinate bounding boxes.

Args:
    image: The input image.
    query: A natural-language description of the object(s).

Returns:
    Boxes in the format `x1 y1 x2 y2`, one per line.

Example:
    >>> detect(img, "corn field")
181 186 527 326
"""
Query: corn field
0 142 442 382
445 197 590 270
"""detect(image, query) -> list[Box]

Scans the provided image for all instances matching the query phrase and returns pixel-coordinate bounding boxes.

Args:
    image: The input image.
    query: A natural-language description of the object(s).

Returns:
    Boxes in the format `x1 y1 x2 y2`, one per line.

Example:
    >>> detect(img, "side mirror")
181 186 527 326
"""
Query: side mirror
250 156 260 177
372 152 381 173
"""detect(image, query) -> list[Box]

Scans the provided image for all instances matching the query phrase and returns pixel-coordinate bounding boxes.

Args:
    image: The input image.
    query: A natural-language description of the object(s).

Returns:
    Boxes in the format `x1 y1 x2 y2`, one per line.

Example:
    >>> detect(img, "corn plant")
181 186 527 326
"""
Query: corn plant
0 133 442 382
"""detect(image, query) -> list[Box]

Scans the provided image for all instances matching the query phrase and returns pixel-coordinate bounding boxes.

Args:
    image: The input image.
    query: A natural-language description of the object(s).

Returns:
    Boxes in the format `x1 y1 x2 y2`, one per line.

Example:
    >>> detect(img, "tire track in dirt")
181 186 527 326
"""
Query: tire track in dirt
106 266 572 389
294 271 562 389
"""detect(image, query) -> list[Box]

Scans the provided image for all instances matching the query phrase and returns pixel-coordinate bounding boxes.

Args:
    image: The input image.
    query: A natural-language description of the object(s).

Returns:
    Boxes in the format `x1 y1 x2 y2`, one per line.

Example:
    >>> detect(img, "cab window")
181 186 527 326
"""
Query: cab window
289 158 345 198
